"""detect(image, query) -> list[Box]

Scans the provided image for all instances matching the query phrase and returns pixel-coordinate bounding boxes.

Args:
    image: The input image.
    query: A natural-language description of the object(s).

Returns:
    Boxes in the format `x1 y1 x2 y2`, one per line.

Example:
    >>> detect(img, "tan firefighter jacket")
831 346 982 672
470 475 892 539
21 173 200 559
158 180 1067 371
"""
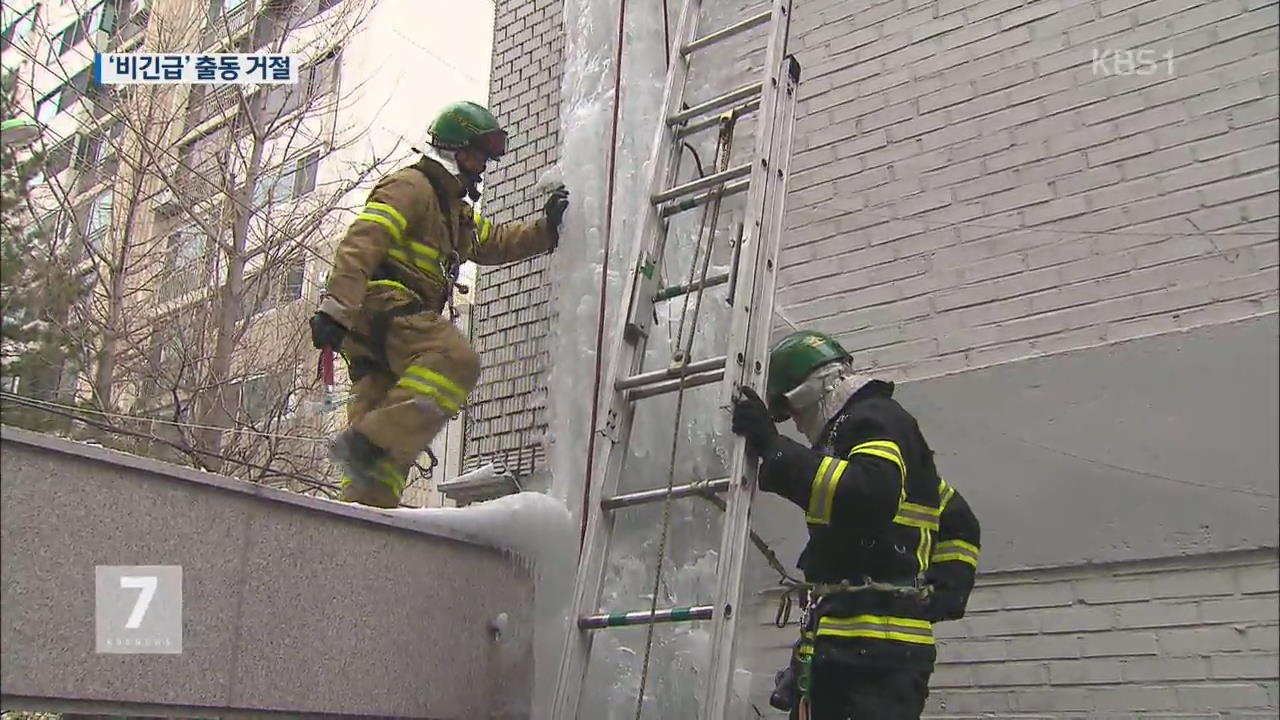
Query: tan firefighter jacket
318 156 556 327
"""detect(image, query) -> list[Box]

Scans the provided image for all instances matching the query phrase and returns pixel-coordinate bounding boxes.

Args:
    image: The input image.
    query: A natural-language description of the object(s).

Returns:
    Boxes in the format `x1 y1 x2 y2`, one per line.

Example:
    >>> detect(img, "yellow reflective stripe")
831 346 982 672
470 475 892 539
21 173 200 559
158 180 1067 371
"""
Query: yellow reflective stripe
365 201 407 232
849 440 906 502
339 467 404 496
403 366 467 407
932 539 980 568
473 210 493 244
806 456 847 526
367 279 412 293
396 376 462 414
386 247 444 281
356 212 403 243
377 460 406 495
406 239 442 261
817 614 934 645
916 528 932 573
895 517 941 531
894 498 941 531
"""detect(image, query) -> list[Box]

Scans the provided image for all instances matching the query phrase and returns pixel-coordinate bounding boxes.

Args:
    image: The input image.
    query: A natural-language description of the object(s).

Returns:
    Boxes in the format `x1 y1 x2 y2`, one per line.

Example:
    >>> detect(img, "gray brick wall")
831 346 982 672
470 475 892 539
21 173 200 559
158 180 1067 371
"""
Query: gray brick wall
466 0 563 475
477 0 1278 475
781 0 1279 377
479 0 1280 711
743 548 1280 716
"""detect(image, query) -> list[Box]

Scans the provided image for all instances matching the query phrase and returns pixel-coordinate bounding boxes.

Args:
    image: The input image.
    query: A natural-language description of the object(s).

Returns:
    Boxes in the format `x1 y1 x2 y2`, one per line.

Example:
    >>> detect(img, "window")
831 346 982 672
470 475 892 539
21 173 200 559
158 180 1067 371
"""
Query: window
75 129 107 167
36 91 59 123
84 191 112 249
59 66 92 112
86 2 106 35
160 227 210 300
168 227 206 269
43 136 75 177
1 4 40 52
239 257 305 320
289 151 319 196
237 370 293 422
253 151 319 207
281 258 305 300
39 211 73 242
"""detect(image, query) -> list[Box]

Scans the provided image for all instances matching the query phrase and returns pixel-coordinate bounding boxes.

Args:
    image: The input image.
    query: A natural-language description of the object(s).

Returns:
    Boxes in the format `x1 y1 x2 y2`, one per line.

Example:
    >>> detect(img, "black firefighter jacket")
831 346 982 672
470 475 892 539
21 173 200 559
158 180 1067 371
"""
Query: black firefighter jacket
757 379 982 672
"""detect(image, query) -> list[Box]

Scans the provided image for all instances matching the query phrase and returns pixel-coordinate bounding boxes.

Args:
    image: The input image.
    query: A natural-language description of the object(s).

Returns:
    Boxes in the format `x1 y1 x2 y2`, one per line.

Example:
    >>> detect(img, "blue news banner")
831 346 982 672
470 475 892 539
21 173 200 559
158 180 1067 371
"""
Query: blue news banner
95 53 300 84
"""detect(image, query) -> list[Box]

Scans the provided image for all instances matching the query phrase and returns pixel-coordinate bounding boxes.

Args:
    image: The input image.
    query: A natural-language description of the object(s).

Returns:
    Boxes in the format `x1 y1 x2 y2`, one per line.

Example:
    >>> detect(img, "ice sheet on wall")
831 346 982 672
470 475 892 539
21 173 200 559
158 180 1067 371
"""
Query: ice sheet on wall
543 0 777 716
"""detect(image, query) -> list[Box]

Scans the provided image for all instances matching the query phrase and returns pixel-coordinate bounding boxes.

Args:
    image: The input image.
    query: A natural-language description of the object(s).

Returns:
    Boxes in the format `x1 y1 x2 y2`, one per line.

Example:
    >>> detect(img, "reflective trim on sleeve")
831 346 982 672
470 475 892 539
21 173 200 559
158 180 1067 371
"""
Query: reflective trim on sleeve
893 501 941 532
849 440 906 497
366 201 408 232
931 539 980 568
356 210 404 243
805 456 848 526
938 476 956 511
473 210 493 244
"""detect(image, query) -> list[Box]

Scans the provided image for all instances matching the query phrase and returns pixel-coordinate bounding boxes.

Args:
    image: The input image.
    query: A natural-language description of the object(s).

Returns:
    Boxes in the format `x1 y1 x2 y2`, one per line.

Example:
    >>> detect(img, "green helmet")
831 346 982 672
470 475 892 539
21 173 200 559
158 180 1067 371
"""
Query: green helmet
427 101 508 160
766 330 851 420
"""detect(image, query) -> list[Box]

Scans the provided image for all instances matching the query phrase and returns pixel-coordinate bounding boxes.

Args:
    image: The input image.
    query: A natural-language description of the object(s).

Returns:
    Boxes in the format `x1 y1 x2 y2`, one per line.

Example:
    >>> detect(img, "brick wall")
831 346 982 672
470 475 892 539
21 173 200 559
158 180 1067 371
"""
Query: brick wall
477 0 1278 474
744 548 1280 716
466 0 563 475
780 0 1279 379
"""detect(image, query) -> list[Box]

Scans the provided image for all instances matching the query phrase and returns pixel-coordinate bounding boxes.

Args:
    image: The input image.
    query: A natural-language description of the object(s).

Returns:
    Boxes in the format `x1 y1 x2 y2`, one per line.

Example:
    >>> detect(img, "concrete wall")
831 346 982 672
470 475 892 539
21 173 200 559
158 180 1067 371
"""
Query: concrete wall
0 427 534 719
744 548 1280 717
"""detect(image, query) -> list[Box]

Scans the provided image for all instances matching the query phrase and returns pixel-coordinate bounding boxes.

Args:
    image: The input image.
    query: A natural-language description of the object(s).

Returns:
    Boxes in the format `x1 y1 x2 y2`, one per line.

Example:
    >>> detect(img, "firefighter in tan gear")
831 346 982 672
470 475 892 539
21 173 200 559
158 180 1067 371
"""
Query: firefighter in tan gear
309 101 570 508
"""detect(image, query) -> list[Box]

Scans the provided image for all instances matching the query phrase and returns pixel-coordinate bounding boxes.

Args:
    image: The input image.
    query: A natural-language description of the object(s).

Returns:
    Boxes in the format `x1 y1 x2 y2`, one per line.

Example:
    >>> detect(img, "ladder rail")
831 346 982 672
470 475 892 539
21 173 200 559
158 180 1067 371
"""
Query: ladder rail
702 1 798 716
551 0 800 716
549 0 707 715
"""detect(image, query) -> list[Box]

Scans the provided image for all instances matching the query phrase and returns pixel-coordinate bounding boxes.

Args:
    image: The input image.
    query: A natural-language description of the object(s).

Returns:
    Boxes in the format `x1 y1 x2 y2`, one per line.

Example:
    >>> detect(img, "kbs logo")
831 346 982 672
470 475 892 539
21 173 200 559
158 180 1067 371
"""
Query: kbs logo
1092 48 1175 76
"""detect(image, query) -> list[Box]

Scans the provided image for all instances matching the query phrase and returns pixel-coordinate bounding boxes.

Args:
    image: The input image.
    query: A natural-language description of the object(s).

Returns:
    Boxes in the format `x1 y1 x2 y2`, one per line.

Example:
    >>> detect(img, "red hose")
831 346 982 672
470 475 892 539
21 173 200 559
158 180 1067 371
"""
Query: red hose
581 0 629 552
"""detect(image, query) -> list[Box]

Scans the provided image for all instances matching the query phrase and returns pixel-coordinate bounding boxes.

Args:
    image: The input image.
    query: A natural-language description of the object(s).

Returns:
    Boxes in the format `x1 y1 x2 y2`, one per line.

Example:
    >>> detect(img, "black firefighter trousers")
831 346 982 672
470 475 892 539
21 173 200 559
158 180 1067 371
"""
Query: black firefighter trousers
788 661 931 720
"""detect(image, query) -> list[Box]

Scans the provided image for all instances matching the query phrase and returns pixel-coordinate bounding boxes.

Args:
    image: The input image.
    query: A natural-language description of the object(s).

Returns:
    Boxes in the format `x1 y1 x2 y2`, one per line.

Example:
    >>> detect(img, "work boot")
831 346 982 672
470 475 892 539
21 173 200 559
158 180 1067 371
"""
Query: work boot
329 429 403 508
770 664 799 711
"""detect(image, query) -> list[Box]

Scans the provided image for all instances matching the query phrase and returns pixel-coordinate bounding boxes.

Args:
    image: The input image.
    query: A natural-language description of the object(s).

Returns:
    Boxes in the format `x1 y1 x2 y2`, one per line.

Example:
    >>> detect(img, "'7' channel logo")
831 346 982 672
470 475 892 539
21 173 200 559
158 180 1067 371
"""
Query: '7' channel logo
1093 48 1175 76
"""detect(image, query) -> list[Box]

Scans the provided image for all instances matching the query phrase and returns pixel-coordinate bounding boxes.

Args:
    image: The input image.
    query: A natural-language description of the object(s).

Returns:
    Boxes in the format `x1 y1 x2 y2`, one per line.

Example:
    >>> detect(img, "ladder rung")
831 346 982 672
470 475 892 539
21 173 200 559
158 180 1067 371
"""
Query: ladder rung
681 10 773 55
660 179 749 218
676 98 761 139
667 83 762 126
654 272 730 302
579 604 715 630
602 478 731 510
616 355 726 390
625 368 724 401
652 164 751 205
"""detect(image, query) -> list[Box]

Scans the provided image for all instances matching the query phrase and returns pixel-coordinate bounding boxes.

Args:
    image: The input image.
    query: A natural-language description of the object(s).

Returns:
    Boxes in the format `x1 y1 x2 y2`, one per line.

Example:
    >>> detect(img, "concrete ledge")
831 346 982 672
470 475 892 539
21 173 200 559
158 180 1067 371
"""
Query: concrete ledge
0 426 535 719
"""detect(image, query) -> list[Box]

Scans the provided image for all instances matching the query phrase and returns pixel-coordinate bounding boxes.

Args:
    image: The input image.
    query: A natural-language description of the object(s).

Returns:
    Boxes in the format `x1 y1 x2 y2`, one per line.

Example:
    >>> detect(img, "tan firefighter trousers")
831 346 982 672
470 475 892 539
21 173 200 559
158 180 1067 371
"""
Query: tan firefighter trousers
339 282 480 475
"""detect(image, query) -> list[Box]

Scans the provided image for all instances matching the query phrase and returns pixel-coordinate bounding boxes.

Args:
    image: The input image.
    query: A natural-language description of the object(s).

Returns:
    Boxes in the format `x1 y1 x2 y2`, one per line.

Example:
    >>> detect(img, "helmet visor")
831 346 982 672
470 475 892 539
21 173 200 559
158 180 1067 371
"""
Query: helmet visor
474 130 508 160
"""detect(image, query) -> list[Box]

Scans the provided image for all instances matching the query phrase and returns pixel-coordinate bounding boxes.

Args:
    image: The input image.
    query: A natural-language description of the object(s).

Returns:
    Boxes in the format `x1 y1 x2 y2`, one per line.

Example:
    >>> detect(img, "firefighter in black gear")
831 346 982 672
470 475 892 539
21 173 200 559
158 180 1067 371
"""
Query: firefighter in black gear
731 330 981 720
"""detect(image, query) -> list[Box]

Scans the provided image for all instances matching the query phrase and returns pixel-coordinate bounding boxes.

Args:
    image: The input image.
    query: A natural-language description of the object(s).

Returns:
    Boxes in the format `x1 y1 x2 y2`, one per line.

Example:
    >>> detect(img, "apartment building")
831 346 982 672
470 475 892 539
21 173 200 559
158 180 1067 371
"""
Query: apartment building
1 0 495 507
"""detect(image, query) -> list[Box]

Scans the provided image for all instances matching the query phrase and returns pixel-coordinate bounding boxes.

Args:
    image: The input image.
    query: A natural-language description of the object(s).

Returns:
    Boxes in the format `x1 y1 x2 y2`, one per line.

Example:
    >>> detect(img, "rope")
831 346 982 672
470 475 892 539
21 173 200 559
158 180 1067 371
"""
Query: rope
580 0 631 552
633 112 737 720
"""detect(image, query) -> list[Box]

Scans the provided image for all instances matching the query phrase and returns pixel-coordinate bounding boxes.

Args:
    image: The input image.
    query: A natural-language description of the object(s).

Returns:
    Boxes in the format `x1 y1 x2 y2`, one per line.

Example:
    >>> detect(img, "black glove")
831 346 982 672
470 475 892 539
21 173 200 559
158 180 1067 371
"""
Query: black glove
309 311 348 351
732 386 779 457
544 185 570 239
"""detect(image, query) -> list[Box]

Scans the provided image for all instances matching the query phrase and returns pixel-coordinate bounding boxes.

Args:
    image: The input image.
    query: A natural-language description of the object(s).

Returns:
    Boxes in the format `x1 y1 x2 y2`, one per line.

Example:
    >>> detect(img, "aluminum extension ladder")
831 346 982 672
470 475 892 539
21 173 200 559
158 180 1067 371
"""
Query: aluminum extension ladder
551 0 801 717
